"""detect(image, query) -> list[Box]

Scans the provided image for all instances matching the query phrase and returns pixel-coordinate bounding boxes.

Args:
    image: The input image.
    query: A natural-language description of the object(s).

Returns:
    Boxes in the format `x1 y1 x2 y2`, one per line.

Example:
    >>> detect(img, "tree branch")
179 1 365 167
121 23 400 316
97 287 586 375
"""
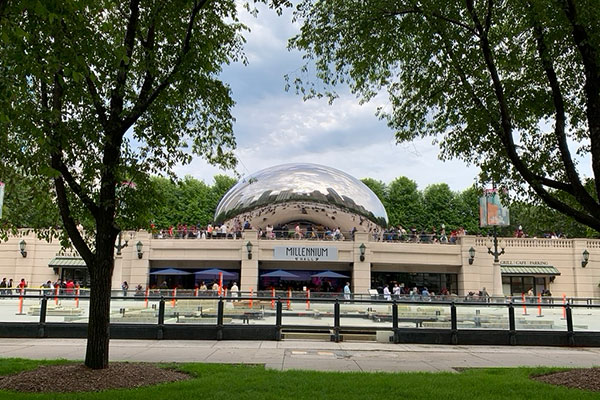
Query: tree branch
483 0 493 35
137 11 158 106
109 0 140 125
436 10 573 194
466 0 600 229
53 176 94 265
384 6 477 35
123 0 209 130
560 0 600 202
528 4 600 213
50 154 100 219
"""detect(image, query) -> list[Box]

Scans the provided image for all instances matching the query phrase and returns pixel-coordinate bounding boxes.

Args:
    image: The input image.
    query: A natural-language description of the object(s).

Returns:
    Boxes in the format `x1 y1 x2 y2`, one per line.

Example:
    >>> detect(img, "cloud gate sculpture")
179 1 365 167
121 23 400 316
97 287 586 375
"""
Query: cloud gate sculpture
214 163 388 233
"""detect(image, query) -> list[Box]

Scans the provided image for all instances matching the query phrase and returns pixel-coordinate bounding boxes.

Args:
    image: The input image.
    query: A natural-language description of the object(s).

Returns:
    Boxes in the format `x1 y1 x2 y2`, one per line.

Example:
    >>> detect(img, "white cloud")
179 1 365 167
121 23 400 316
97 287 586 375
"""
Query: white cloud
176 2 479 191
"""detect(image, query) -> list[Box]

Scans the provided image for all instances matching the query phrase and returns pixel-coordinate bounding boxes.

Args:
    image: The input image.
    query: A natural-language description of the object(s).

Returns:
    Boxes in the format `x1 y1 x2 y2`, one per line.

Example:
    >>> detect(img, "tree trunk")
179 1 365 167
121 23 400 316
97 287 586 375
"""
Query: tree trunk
85 248 114 369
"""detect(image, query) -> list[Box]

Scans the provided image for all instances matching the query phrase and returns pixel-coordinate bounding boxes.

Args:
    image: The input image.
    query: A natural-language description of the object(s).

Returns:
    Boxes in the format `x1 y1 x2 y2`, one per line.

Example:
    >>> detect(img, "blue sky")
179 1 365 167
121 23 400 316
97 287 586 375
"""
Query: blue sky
173 3 479 191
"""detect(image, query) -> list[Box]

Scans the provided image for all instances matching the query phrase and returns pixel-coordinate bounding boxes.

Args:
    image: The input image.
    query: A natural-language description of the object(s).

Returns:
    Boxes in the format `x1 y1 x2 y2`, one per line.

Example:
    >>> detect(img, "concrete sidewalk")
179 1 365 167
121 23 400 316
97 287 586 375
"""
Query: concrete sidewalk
0 338 599 372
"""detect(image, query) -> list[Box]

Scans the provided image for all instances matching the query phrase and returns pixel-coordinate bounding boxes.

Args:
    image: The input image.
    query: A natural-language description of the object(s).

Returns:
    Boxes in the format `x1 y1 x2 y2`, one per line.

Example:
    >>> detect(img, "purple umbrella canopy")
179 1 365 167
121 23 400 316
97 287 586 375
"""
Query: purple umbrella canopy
149 268 192 276
194 268 238 279
310 270 350 279
260 270 301 279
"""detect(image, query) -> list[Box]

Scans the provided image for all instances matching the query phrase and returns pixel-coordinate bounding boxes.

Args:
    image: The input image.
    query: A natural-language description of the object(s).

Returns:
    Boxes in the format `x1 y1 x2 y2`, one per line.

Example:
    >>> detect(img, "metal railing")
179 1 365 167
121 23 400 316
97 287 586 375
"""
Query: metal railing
1 291 599 346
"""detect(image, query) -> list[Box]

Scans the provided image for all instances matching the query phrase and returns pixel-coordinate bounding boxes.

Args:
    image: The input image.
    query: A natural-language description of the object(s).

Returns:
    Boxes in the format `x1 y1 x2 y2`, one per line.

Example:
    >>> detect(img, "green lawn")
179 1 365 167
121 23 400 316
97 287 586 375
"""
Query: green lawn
0 359 596 400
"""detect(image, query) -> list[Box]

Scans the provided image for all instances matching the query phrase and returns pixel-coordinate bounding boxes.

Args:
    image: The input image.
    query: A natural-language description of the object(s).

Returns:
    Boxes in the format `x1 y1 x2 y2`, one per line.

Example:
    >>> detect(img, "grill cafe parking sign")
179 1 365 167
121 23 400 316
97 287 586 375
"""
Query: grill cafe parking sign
273 246 338 261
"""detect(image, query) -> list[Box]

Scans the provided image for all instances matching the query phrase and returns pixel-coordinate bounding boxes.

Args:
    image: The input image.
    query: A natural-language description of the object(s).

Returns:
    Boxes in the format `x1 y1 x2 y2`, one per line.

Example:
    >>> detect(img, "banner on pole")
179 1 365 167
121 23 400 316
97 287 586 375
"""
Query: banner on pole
0 181 4 219
479 189 510 227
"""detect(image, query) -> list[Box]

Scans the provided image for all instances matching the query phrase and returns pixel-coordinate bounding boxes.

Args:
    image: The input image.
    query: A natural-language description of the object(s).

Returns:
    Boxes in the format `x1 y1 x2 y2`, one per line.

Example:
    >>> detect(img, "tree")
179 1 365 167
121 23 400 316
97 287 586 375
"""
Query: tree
209 174 237 214
422 183 458 230
361 177 387 202
289 0 600 233
386 177 424 228
0 0 246 369
455 186 482 235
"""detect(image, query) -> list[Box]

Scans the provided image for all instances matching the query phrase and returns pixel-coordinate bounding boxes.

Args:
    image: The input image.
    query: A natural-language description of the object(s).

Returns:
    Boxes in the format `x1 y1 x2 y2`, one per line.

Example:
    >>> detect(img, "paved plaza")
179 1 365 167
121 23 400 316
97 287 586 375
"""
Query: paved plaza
0 338 599 372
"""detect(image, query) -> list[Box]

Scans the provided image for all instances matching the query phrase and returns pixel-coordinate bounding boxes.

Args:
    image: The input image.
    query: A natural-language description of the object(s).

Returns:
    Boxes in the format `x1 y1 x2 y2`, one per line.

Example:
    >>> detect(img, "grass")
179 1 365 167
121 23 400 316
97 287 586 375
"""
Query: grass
0 359 596 400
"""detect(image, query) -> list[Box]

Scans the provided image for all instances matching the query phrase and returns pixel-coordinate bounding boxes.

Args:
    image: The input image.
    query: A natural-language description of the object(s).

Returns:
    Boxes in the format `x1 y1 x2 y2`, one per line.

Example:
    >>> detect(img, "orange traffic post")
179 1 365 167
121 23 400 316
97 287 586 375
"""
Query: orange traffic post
306 289 310 310
54 286 59 305
521 293 527 315
144 287 149 309
249 288 253 309
218 272 223 296
562 293 567 319
75 286 80 308
17 288 24 315
287 289 291 310
537 293 542 317
194 287 199 297
171 288 177 308
271 288 275 309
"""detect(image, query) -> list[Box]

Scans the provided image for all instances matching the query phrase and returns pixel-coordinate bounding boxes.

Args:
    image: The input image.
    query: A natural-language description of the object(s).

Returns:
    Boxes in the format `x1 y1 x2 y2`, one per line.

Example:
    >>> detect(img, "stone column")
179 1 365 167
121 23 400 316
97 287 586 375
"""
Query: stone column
240 230 258 291
491 261 503 297
352 232 371 294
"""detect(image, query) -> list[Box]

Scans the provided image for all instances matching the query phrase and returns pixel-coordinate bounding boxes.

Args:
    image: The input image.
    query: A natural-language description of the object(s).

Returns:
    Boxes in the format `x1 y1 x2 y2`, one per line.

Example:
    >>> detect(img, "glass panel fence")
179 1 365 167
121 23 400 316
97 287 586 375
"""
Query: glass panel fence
0 295 39 323
162 297 219 325
400 303 451 329
572 305 600 332
110 296 159 324
455 303 509 330
222 296 271 326
339 300 388 329
514 301 561 331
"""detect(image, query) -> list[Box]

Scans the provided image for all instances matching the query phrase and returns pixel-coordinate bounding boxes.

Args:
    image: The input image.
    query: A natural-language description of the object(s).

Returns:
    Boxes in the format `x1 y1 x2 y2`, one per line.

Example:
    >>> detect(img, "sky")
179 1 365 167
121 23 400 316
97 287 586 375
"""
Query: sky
173 3 480 192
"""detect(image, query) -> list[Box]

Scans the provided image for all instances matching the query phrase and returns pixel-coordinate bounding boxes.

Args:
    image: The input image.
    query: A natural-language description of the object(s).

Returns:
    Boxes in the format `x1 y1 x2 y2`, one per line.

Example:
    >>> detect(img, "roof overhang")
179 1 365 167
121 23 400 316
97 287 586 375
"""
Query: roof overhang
48 256 87 269
500 265 561 276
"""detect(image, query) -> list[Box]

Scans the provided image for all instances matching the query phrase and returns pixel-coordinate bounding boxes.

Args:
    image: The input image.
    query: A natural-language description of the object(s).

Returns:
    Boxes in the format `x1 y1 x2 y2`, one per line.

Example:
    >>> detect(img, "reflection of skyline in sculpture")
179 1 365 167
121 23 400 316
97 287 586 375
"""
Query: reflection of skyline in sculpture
214 163 389 232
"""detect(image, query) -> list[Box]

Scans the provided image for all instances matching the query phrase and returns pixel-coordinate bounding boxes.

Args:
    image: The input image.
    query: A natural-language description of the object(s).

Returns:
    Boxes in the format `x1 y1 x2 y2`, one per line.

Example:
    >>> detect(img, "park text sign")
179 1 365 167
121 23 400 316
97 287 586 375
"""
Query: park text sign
273 246 338 261
501 260 549 266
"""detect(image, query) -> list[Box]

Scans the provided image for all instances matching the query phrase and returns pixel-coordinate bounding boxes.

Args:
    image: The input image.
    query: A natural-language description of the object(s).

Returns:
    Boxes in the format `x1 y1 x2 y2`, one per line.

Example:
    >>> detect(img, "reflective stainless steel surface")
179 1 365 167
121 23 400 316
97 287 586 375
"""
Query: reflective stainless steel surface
214 163 388 231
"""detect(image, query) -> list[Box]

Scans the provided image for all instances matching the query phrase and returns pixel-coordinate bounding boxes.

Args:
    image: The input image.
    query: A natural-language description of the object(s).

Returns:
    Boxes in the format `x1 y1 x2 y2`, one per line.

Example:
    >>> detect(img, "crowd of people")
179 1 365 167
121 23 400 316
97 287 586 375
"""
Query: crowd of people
152 219 253 240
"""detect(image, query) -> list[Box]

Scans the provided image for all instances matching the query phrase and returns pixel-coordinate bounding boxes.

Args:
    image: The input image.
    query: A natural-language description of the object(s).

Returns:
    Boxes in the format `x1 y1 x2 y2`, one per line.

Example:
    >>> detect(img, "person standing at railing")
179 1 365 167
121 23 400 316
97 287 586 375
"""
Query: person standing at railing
383 284 391 301
392 283 401 299
121 281 129 297
527 287 534 303
18 278 27 295
0 278 6 295
344 282 351 300
480 287 490 303
231 282 239 300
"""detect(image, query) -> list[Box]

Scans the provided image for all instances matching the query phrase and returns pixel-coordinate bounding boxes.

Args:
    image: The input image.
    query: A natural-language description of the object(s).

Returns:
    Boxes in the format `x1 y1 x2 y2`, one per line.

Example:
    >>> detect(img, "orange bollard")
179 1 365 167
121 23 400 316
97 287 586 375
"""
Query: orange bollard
306 289 310 310
54 286 59 305
194 287 199 297
522 293 527 315
75 286 80 308
249 288 253 309
171 288 177 307
287 289 291 310
271 288 275 309
537 293 542 317
144 287 149 308
17 288 24 315
218 272 223 296
562 293 567 319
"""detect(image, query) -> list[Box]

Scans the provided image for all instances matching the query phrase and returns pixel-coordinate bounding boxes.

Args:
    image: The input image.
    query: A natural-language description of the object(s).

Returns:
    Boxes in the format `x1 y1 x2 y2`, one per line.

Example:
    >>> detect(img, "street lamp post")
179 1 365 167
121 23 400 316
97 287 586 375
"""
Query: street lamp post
487 225 505 263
